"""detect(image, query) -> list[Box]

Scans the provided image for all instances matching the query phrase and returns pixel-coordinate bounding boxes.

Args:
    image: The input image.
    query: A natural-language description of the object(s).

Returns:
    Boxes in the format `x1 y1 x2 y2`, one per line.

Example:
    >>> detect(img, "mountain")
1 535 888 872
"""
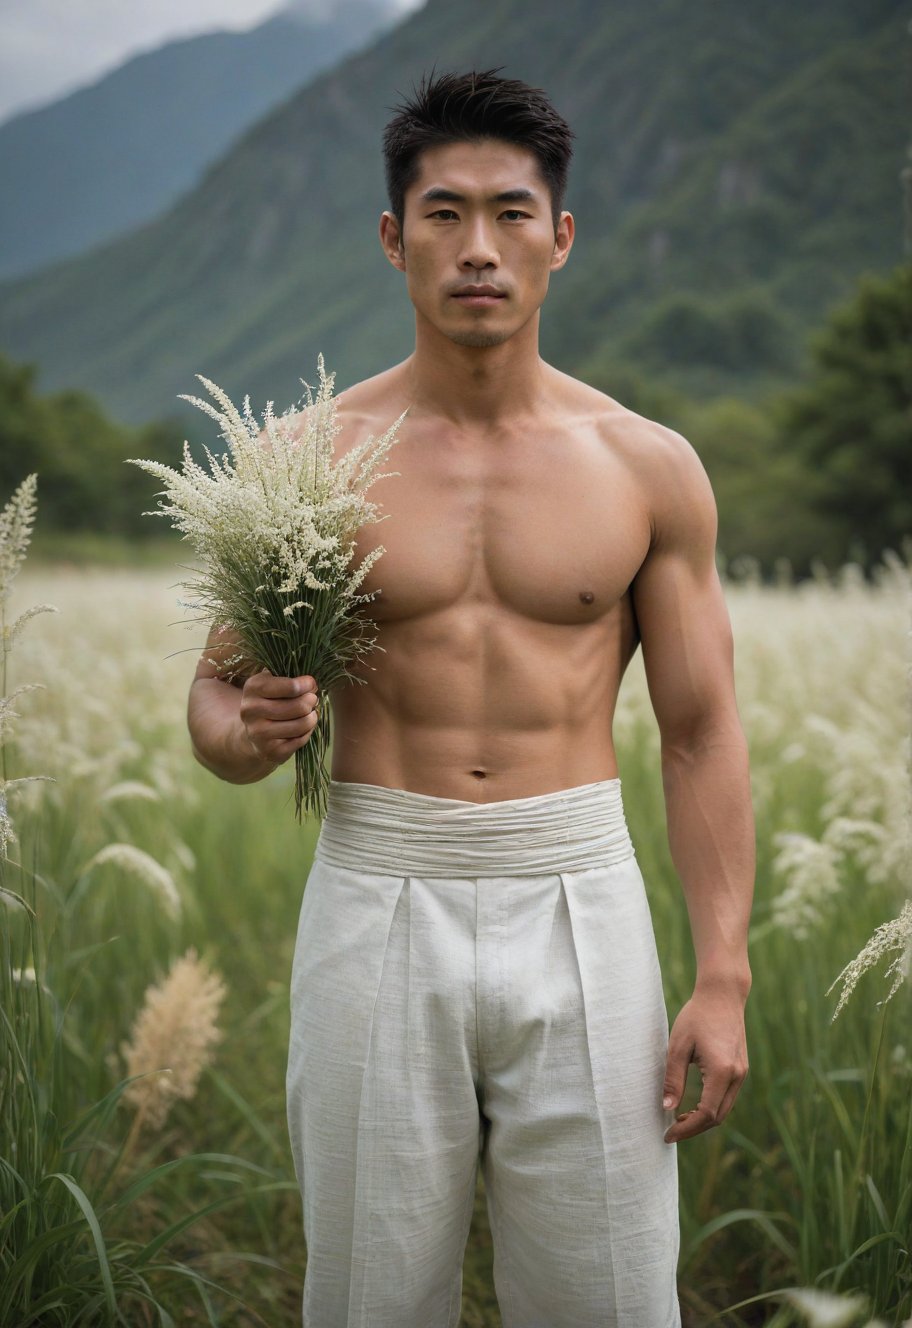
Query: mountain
0 0 398 282
0 0 906 427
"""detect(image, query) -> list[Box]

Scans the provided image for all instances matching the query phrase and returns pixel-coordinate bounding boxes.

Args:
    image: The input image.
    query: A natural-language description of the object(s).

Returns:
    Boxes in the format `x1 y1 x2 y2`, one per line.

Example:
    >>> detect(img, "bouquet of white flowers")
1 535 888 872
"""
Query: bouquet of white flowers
129 357 403 821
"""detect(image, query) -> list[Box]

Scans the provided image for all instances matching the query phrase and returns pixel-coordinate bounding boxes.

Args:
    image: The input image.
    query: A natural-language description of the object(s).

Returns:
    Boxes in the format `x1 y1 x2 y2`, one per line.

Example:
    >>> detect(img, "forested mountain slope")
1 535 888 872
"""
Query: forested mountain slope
0 0 396 281
0 0 904 426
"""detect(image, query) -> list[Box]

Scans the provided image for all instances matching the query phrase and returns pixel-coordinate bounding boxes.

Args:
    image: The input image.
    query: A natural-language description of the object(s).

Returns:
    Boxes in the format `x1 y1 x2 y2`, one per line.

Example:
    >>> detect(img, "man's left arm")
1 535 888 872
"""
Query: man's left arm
629 429 755 1145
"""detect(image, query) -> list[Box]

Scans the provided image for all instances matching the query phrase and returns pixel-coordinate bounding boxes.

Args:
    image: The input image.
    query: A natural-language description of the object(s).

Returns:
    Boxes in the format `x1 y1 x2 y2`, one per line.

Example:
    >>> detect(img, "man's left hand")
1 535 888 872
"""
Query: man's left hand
661 984 749 1144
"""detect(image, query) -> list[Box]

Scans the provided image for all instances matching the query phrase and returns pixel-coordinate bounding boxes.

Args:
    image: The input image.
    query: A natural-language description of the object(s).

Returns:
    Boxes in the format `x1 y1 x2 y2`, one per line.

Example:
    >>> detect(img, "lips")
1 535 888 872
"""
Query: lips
451 286 506 305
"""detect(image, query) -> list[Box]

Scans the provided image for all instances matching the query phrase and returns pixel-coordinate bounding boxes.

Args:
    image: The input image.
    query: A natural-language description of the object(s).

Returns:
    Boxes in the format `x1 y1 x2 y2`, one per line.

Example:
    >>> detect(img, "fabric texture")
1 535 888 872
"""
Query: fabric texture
286 778 681 1327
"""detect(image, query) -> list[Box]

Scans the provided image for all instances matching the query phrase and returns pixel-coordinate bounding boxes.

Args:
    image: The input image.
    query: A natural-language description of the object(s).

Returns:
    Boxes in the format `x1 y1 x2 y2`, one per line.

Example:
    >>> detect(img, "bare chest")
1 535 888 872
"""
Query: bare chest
348 428 650 627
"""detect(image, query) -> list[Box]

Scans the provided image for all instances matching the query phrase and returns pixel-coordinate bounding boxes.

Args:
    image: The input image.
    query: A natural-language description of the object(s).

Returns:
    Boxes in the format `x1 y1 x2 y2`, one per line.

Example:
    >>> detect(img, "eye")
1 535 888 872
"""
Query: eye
428 209 459 221
501 209 530 221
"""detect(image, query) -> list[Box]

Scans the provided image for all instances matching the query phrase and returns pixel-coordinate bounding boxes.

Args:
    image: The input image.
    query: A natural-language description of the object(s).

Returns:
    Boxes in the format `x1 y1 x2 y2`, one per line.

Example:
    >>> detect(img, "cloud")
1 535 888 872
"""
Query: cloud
0 0 423 125
0 0 282 123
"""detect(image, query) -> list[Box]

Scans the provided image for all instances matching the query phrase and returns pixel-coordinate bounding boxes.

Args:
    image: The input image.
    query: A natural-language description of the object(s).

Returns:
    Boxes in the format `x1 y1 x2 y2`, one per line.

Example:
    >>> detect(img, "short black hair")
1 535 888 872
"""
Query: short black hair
382 68 574 229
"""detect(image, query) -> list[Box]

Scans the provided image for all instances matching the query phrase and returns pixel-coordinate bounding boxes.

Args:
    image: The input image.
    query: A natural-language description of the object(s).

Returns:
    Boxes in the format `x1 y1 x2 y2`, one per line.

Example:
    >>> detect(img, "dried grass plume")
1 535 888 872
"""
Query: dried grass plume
121 947 227 1131
83 842 182 920
1 474 58 855
827 898 912 1020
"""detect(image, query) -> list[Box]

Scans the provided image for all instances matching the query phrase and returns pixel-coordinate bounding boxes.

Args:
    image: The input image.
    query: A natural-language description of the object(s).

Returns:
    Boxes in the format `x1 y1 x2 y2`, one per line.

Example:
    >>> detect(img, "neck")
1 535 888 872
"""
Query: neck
404 310 549 427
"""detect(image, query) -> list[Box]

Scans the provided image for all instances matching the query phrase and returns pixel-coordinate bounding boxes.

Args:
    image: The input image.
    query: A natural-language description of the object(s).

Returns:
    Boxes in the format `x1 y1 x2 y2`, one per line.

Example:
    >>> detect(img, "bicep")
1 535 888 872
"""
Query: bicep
630 446 738 743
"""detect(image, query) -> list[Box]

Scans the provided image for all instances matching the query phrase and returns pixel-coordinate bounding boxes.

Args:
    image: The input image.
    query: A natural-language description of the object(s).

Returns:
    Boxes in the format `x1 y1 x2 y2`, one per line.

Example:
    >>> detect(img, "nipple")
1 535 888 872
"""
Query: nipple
579 591 595 604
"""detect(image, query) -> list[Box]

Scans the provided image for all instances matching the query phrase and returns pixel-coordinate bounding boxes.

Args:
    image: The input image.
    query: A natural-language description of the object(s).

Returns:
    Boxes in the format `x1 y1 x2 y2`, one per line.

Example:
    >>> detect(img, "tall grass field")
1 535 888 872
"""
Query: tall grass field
2 539 910 1326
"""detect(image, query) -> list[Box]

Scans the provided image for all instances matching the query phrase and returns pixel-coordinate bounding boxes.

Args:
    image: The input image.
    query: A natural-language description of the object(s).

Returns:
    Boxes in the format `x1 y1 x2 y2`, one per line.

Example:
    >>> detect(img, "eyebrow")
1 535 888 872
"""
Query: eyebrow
419 186 538 204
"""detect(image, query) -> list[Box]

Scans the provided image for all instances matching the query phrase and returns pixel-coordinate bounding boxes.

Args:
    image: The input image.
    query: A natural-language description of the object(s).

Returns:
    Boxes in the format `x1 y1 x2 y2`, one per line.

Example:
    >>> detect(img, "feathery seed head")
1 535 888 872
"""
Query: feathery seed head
0 788 14 855
128 360 404 815
120 947 227 1129
100 781 162 805
827 898 912 1019
0 475 38 608
83 842 182 920
771 833 843 939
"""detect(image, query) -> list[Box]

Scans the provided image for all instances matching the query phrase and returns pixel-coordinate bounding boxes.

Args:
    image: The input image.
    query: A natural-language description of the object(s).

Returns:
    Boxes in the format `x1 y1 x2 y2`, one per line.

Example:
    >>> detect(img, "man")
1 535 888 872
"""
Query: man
187 69 754 1328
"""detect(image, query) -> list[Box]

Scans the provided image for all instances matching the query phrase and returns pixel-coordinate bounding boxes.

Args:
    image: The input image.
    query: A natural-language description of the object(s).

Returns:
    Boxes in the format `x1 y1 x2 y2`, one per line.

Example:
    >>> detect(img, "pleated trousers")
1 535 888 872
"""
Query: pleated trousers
286 778 681 1327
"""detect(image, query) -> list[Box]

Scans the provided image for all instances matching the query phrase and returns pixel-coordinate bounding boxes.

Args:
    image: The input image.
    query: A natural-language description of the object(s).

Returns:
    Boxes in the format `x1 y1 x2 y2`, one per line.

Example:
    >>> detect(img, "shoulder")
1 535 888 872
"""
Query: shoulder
552 367 718 566
336 363 410 428
552 366 717 548
615 415 717 552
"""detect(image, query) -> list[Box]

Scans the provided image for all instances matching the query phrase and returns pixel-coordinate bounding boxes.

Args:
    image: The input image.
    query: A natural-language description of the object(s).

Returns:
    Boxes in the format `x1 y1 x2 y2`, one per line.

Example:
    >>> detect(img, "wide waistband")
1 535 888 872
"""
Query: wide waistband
313 778 636 876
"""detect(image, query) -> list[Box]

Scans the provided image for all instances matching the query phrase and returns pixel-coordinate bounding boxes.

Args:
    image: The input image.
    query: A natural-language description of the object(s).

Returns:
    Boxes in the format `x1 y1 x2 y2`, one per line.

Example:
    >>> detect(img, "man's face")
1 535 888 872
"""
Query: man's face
379 138 574 348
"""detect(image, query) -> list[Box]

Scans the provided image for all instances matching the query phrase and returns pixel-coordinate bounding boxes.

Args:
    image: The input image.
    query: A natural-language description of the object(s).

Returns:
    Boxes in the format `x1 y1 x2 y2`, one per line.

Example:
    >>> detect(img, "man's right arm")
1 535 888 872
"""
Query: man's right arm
187 623 320 784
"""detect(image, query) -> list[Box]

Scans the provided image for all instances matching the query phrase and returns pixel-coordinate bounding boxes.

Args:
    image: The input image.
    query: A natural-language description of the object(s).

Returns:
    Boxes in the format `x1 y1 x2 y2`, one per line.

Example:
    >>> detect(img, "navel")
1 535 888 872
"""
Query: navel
579 590 595 605
471 769 487 780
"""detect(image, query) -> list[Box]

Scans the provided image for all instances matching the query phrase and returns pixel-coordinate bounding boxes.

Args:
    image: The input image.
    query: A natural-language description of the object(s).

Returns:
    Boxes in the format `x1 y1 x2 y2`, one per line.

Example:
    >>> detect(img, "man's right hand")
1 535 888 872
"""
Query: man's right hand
239 670 320 768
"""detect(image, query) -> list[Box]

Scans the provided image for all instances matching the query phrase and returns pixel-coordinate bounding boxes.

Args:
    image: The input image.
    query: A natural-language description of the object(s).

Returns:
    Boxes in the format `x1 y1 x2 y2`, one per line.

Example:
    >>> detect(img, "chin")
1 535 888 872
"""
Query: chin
447 327 513 348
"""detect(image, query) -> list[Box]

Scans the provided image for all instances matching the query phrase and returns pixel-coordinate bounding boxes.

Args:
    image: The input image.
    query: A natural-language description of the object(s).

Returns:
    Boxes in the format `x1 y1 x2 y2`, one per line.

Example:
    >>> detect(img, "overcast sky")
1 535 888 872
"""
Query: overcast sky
0 0 419 125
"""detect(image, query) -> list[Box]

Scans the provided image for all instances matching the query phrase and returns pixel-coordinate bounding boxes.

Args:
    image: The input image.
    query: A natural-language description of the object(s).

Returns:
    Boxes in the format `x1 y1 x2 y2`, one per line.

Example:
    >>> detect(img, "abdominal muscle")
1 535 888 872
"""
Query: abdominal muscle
328 596 639 803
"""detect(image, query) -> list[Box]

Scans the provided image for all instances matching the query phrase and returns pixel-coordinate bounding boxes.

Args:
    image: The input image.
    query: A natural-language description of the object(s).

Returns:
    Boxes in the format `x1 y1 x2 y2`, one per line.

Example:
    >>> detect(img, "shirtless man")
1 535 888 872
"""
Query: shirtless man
187 70 754 1328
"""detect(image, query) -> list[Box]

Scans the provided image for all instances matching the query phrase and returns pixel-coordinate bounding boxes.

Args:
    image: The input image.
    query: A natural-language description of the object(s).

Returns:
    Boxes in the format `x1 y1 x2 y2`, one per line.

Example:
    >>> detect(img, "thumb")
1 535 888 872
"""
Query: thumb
662 1033 692 1111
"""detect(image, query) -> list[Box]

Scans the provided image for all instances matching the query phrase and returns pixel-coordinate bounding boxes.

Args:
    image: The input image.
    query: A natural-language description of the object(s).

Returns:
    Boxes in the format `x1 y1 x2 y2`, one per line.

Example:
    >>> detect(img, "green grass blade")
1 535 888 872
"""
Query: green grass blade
208 1066 286 1161
864 1174 890 1228
46 1173 117 1317
110 1150 275 1210
682 1206 798 1265
0 1217 87 1313
134 1180 295 1267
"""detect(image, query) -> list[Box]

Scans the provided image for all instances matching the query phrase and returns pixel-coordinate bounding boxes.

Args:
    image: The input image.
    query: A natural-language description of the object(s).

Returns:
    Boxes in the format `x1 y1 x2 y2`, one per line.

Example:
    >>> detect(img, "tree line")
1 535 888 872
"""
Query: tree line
2 264 908 575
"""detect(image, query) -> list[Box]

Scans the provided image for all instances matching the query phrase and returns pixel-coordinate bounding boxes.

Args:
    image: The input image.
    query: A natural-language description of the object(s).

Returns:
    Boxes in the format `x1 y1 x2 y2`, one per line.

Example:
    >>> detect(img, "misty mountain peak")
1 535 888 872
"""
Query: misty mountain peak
276 0 398 27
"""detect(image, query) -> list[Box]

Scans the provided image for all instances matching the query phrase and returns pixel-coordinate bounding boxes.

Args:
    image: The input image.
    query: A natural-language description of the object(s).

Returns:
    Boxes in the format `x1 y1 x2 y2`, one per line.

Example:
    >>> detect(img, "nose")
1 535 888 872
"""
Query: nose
458 216 498 270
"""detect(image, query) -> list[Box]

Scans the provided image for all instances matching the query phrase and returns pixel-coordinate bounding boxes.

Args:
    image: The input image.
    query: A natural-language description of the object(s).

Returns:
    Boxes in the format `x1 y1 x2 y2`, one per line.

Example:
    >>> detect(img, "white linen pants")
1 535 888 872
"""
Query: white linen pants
286 778 681 1327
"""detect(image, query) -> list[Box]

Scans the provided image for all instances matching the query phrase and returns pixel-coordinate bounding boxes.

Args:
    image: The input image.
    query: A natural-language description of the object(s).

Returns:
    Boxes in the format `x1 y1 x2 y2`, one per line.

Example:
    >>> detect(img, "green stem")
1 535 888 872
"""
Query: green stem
850 998 889 1238
1 593 7 791
294 699 332 821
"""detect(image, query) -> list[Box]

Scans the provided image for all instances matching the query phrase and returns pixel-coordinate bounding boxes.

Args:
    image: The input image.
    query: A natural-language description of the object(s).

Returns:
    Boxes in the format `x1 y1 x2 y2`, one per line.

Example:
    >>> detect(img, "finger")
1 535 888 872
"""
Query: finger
662 1035 693 1112
664 1071 730 1144
255 737 308 766
257 719 319 756
715 1073 746 1125
265 692 319 717
244 693 318 724
246 673 310 700
664 1104 716 1144
250 713 319 743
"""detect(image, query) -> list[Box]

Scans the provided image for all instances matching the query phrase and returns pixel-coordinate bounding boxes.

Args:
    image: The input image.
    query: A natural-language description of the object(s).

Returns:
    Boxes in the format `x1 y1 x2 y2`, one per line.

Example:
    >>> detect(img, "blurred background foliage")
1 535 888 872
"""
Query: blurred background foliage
0 0 907 577
3 262 908 573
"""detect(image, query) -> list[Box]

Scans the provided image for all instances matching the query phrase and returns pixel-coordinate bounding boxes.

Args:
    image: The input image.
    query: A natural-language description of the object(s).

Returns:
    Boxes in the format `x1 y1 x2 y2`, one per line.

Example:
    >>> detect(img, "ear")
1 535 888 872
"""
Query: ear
379 211 406 271
550 211 575 272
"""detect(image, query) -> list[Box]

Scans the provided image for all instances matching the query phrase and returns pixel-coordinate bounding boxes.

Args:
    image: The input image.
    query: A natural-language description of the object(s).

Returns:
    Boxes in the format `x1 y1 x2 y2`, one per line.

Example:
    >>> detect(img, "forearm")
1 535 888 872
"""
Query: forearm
187 677 278 784
661 717 755 994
